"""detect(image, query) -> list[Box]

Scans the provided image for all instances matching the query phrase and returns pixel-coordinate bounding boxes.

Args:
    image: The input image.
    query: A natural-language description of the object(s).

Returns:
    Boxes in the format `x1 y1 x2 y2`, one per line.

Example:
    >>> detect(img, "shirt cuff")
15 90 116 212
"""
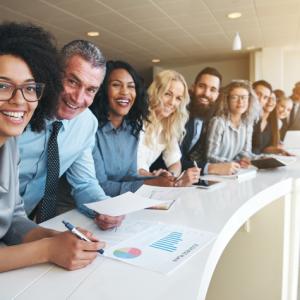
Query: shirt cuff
203 163 209 175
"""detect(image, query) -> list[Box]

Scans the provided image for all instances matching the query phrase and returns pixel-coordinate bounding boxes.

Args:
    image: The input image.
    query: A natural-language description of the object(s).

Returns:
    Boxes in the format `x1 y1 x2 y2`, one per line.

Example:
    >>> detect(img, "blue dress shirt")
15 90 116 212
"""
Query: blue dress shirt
92 121 143 197
18 109 108 218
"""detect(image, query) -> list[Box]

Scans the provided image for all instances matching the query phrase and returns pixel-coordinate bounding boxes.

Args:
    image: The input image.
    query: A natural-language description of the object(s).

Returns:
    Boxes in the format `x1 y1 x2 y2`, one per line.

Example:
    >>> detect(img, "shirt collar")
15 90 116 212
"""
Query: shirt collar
102 120 129 133
45 118 68 131
227 118 240 131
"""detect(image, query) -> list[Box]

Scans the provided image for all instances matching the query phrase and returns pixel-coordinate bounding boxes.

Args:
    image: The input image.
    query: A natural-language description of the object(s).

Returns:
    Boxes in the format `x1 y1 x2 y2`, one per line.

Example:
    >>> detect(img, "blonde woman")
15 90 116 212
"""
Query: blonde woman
137 70 200 187
206 80 259 165
276 96 293 140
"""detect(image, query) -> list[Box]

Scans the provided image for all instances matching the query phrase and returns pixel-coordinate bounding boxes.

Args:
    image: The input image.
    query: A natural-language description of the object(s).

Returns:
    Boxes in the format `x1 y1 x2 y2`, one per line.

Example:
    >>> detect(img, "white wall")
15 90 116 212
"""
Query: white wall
153 57 249 88
251 47 300 95
284 49 300 96
207 197 284 300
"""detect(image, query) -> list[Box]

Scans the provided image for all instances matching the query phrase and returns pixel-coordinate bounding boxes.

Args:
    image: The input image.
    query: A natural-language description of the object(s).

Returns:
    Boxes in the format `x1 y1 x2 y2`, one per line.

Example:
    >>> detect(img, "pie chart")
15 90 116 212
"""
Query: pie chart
113 247 142 259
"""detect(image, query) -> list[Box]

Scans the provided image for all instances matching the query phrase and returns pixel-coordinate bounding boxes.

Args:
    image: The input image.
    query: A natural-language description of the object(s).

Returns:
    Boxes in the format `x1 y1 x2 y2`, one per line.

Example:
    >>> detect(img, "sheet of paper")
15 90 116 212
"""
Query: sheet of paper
136 184 193 198
84 192 169 216
103 223 216 274
201 167 256 182
87 219 155 248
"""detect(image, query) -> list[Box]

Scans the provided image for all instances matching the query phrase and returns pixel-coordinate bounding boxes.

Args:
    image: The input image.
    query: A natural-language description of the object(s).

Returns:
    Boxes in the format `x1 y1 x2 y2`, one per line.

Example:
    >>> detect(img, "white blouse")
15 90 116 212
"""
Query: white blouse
137 129 181 171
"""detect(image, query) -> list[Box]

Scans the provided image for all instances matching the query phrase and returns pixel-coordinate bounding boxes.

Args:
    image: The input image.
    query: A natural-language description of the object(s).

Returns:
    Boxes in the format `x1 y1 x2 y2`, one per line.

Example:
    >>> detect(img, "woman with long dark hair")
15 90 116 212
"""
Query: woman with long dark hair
90 60 172 198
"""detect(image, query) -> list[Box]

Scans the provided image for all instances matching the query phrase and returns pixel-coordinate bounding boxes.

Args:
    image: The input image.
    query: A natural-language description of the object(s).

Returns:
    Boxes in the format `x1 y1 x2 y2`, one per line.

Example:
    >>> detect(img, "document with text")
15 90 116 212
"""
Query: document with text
103 223 216 274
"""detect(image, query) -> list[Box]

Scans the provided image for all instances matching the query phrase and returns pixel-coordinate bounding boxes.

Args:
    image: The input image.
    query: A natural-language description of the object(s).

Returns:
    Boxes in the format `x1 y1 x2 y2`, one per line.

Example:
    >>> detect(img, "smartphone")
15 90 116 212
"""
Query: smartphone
193 179 224 189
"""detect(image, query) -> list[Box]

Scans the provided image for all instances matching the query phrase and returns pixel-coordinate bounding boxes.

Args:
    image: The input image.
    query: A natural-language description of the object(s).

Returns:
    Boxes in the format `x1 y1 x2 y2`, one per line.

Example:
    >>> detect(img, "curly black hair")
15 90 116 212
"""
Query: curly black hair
0 22 62 132
90 60 149 138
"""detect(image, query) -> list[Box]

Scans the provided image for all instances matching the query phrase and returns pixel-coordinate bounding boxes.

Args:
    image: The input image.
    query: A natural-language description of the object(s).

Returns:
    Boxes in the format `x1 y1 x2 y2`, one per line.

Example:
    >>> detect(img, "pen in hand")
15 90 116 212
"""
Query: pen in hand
193 160 198 168
62 220 104 254
174 171 185 187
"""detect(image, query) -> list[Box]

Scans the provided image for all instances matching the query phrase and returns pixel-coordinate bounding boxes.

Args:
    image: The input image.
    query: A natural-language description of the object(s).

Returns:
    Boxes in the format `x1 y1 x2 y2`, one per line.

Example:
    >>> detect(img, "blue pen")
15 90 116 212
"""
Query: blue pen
62 220 104 255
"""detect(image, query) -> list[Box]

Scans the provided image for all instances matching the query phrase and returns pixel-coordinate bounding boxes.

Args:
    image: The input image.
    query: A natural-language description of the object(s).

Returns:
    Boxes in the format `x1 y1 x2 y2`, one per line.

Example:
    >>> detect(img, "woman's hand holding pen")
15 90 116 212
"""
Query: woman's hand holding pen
174 166 201 187
239 157 251 168
141 168 175 187
47 229 105 270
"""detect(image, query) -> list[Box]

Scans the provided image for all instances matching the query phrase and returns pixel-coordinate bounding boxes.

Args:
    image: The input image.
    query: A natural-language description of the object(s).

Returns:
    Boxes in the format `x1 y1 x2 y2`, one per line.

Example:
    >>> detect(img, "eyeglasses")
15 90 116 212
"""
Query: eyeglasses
229 94 249 101
0 81 45 102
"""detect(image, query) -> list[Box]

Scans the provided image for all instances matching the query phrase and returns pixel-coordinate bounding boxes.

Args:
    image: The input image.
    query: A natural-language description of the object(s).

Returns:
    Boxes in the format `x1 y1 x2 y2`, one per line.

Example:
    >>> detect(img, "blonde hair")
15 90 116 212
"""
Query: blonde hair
144 70 190 148
216 80 260 125
277 96 293 110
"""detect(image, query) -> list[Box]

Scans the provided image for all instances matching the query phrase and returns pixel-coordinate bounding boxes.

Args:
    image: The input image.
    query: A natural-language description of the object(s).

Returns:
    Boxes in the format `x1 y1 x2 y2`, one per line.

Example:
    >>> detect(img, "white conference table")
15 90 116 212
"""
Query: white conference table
1 158 300 300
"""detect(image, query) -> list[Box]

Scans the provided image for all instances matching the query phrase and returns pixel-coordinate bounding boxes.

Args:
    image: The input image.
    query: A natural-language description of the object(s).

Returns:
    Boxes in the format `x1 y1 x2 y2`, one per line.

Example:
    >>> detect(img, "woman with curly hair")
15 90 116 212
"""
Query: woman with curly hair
206 80 260 165
137 70 200 187
0 22 103 272
90 60 173 196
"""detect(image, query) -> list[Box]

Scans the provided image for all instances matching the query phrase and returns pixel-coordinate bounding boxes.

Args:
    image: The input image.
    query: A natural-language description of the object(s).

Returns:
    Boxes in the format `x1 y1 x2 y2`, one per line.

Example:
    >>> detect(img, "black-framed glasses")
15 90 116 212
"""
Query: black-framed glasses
0 81 46 102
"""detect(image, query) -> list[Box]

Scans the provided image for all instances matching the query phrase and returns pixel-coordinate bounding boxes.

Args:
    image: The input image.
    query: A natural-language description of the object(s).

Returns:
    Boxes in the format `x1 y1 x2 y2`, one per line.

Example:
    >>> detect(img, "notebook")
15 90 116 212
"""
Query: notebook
251 156 296 169
200 167 257 182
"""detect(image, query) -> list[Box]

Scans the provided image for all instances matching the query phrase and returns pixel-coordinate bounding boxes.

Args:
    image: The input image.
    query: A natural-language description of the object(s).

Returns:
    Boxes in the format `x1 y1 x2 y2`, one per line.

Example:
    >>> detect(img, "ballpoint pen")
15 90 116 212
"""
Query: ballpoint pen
193 160 198 168
175 171 185 182
62 220 104 254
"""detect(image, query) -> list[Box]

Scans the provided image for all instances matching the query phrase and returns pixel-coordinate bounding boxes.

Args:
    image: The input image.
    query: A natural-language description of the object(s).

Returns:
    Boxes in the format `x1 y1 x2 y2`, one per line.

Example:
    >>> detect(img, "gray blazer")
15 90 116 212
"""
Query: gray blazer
0 137 37 245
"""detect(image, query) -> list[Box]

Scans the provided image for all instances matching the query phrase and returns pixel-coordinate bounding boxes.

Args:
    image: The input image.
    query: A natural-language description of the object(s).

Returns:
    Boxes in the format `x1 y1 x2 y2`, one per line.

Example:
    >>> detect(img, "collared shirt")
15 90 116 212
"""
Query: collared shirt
181 118 209 174
0 138 37 245
18 109 108 218
93 121 143 197
206 116 254 163
189 118 203 151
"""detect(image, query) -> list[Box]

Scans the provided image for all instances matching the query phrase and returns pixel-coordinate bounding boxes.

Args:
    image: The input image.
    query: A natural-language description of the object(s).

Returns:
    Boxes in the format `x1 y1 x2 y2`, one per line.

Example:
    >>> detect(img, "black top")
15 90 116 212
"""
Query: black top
150 118 207 173
252 119 272 154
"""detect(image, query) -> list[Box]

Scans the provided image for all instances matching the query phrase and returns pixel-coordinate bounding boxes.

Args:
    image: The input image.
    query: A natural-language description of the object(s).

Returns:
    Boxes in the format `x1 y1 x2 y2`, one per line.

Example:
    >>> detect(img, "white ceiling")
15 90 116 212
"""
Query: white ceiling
0 0 300 73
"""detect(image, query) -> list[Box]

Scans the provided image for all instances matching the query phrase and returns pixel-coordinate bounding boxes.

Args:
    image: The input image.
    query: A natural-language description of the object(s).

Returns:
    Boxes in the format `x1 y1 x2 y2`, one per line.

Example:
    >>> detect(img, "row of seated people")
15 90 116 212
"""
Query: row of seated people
2 21 299 272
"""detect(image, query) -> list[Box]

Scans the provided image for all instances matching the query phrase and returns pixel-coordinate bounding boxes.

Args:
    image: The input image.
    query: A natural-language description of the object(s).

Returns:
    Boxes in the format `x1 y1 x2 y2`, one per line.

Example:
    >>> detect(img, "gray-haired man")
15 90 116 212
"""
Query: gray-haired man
18 40 124 229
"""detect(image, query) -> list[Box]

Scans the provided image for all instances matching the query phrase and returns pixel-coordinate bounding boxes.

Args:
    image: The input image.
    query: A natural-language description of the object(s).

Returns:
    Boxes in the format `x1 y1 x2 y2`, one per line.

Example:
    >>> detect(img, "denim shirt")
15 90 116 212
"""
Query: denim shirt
93 121 143 197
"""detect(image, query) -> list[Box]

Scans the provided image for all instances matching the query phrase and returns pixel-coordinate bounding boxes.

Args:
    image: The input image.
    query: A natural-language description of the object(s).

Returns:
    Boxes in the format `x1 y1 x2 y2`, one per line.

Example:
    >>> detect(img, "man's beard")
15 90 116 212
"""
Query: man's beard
190 96 213 119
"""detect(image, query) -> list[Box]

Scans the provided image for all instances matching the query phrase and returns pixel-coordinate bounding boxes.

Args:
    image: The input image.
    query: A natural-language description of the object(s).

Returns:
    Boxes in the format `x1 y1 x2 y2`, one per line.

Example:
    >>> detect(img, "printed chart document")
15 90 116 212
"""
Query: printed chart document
136 185 185 210
84 192 170 216
88 220 155 248
136 184 195 197
200 167 257 182
103 223 216 274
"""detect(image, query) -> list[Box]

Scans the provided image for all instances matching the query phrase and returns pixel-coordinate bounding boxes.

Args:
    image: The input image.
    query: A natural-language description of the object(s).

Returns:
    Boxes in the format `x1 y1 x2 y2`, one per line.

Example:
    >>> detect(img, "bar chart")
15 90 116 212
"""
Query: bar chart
150 231 183 252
